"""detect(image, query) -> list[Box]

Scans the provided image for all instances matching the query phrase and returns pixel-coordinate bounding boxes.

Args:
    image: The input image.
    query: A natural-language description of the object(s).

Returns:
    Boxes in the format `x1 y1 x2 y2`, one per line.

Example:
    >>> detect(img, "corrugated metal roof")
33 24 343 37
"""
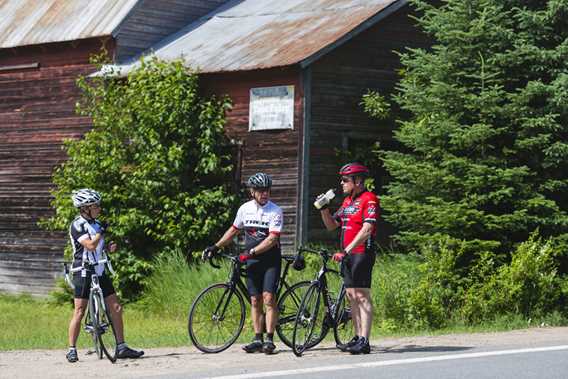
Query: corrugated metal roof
102 0 404 75
0 0 139 49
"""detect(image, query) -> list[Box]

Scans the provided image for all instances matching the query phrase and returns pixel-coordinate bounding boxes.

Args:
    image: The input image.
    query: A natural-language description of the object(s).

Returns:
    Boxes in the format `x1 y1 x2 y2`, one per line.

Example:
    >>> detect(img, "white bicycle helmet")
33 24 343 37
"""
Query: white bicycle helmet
247 173 272 189
72 188 102 208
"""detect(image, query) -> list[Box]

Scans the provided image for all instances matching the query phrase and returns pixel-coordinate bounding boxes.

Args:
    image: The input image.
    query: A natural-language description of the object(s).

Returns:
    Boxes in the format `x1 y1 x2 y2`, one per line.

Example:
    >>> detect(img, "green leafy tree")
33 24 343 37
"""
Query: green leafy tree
45 57 236 298
372 0 568 255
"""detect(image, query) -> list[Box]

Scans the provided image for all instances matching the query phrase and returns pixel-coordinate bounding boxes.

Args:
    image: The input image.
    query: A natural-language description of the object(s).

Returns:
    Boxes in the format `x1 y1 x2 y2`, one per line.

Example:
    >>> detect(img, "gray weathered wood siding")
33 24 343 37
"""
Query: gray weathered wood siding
114 0 230 61
306 6 431 246
0 39 105 295
200 67 304 252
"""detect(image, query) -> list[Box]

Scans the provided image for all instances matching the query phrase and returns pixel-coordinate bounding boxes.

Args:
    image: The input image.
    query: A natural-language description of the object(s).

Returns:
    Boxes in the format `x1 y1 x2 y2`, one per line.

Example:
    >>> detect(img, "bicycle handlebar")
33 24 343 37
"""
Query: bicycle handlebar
297 245 332 257
63 251 115 290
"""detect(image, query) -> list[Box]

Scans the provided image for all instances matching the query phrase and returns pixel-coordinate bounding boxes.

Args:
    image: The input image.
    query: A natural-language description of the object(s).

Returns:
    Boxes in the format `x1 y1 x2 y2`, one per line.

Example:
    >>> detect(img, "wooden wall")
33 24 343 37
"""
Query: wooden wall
0 38 107 295
200 67 304 252
307 5 431 246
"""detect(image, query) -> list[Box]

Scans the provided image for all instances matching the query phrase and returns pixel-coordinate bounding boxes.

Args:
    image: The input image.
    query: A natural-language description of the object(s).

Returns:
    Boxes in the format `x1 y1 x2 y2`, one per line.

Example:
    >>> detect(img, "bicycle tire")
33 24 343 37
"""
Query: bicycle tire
88 291 103 359
188 283 246 353
276 281 312 348
333 287 354 347
291 282 321 357
94 293 118 363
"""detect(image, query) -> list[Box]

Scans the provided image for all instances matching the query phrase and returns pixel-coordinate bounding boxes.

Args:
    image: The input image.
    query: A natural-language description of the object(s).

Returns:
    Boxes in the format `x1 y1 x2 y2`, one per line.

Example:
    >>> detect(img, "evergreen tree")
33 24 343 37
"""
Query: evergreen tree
378 0 568 254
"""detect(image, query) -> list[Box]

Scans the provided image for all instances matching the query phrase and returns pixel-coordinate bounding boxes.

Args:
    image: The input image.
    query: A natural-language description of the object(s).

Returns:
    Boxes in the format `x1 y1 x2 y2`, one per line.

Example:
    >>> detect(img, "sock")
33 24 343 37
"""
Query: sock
254 333 263 342
266 333 274 342
69 346 77 352
117 342 127 351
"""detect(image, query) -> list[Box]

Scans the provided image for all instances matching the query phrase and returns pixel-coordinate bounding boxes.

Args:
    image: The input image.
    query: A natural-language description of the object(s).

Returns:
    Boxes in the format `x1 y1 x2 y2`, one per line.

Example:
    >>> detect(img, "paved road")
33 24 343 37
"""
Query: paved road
1 327 568 379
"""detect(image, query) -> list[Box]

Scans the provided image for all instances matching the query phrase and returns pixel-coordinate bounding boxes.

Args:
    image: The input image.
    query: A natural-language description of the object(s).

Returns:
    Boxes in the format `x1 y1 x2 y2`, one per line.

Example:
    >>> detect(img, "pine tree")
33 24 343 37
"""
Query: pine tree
379 0 568 254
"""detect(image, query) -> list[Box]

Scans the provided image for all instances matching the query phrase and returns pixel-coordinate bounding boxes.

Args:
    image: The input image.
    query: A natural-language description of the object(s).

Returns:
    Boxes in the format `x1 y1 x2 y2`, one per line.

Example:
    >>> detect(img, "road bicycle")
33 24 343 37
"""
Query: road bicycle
291 247 353 357
188 250 311 353
64 251 118 363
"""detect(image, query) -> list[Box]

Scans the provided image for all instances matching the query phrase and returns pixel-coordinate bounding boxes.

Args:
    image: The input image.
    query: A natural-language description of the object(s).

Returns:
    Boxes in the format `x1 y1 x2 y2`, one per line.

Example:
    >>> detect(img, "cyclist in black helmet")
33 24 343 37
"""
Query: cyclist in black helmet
66 189 144 363
203 173 284 354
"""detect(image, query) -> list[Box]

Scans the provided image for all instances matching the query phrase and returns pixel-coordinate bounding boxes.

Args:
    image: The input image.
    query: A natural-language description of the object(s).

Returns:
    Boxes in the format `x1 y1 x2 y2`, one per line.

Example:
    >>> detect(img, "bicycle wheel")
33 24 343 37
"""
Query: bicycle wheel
94 293 118 363
333 287 354 346
291 282 322 357
87 292 103 359
276 281 309 348
188 283 246 353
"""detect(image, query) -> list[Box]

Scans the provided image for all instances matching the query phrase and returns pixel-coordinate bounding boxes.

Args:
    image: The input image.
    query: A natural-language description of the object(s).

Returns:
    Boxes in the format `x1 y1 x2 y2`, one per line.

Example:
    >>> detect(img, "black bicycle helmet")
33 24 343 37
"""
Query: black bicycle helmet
292 254 305 271
247 172 272 189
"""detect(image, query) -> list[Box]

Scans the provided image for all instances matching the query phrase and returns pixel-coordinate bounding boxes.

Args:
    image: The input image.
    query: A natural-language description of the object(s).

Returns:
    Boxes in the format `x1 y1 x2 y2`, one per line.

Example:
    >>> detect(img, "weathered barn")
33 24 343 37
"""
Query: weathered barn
0 0 430 295
0 0 230 295
108 0 430 249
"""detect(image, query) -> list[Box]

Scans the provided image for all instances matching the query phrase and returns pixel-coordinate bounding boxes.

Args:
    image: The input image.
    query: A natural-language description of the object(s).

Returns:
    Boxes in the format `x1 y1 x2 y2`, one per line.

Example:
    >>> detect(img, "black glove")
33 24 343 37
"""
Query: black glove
202 245 219 260
99 222 109 233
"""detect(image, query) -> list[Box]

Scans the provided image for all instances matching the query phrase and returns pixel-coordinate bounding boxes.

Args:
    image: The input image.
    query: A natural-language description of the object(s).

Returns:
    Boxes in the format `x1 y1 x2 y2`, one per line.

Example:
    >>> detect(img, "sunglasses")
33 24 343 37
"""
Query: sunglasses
340 177 352 183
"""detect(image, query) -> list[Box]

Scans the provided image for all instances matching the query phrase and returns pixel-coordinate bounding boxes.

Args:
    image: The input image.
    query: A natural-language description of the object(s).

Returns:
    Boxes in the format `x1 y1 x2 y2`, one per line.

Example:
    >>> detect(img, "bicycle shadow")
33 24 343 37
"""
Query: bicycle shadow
377 344 473 354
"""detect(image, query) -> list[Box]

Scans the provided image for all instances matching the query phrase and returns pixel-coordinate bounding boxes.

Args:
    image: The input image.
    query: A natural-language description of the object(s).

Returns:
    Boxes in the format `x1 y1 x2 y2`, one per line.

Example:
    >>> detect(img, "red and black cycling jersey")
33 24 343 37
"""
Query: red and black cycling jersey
333 191 379 254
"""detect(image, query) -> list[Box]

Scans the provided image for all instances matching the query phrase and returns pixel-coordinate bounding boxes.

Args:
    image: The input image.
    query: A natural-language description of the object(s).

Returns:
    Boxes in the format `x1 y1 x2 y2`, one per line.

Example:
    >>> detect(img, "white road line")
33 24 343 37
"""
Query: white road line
205 345 568 379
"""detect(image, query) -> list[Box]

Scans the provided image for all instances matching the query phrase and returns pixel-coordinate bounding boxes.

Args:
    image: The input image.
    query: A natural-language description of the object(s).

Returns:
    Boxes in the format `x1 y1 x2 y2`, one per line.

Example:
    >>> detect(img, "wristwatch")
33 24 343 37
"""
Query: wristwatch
250 248 256 256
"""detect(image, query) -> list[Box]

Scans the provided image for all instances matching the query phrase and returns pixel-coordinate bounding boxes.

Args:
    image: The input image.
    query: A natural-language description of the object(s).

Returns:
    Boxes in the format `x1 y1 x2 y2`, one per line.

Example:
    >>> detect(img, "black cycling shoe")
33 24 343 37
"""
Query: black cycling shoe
242 340 264 353
346 338 370 355
117 346 144 359
337 336 359 352
66 349 78 363
262 341 276 355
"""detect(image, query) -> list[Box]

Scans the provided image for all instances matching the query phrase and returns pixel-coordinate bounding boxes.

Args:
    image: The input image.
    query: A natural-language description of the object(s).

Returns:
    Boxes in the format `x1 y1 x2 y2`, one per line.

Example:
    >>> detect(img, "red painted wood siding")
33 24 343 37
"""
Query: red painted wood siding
200 67 304 252
0 38 108 295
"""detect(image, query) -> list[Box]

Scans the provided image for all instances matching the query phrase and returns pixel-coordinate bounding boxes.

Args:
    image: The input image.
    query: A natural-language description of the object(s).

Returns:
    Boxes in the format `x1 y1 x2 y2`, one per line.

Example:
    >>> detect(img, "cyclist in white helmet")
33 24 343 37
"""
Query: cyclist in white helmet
203 173 284 354
66 188 144 362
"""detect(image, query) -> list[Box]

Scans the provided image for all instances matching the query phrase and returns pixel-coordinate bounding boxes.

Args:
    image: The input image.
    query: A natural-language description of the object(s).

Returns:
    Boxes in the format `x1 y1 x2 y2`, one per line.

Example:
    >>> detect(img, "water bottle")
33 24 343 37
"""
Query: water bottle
314 189 336 209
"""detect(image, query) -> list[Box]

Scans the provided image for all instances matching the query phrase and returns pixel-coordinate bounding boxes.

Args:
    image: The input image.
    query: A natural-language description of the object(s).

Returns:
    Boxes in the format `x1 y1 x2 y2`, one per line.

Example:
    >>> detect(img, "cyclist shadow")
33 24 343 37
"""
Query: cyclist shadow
377 345 473 354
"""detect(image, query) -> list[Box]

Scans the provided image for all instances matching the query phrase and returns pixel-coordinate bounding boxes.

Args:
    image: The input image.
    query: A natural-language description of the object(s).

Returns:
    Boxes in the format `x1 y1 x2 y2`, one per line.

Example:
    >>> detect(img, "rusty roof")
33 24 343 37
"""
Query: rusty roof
0 0 139 49
102 0 406 75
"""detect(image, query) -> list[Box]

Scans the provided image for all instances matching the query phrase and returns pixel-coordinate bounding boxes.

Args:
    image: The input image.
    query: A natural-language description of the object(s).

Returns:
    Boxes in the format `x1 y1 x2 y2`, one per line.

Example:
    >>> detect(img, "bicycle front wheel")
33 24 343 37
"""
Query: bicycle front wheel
87 292 103 359
276 281 310 348
94 293 118 363
291 282 322 357
333 287 354 346
188 283 246 353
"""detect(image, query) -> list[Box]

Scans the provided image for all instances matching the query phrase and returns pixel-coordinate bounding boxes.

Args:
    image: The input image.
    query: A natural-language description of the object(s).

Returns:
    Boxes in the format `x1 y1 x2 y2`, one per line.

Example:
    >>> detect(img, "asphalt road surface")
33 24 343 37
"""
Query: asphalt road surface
1 327 567 379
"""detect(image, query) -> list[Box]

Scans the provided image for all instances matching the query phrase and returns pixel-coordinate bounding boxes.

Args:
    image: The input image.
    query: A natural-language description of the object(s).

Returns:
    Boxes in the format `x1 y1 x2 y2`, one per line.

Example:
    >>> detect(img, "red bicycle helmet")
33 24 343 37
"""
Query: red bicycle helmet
339 162 369 177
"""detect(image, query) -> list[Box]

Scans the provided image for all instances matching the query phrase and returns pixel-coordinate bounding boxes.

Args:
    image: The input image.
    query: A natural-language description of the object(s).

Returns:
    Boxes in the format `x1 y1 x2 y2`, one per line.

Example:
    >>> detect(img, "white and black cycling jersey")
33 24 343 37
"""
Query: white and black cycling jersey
69 216 105 277
232 200 283 262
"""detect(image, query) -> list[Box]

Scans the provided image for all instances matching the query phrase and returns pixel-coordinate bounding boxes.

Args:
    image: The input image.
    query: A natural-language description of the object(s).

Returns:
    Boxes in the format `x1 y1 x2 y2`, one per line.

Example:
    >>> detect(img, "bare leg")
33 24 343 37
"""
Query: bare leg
263 292 278 334
68 298 88 346
250 295 264 334
354 288 373 339
104 294 125 343
346 288 361 336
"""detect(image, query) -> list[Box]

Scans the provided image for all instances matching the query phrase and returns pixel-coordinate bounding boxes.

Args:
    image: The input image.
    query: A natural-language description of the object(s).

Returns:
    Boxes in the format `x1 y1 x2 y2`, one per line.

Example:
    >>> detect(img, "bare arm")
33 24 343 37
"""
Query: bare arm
214 226 240 249
344 222 373 254
320 208 340 231
250 233 279 256
79 233 102 251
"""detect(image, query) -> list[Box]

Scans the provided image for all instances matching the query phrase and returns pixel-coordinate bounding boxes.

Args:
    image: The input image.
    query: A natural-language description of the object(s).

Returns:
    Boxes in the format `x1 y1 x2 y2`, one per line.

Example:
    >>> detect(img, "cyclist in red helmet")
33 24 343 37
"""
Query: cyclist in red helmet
315 162 379 354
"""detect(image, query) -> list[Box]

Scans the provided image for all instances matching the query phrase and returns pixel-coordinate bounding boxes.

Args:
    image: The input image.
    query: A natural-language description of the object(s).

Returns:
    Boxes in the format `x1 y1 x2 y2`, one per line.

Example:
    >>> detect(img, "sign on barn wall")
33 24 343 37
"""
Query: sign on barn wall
249 85 294 131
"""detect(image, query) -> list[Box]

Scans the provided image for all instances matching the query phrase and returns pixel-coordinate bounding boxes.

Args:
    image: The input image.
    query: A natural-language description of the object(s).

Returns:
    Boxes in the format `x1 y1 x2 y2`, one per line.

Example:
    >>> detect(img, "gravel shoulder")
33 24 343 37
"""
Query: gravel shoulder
2 327 568 379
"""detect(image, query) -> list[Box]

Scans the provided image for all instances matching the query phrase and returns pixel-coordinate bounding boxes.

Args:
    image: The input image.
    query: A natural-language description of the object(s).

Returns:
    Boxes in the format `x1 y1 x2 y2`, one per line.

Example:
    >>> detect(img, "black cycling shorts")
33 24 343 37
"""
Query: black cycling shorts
246 260 281 296
342 252 376 289
73 273 116 299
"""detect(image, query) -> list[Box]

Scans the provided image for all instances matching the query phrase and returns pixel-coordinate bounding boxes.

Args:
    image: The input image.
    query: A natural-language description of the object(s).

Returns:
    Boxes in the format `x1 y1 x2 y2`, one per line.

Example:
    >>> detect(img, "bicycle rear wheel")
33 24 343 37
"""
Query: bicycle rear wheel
94 293 118 362
188 283 246 353
291 282 322 357
333 287 354 346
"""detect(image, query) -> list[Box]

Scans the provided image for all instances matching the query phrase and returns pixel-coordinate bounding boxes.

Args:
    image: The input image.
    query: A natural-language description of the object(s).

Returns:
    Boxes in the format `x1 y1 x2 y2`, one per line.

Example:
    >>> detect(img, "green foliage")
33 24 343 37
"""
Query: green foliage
43 57 237 299
367 0 568 254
